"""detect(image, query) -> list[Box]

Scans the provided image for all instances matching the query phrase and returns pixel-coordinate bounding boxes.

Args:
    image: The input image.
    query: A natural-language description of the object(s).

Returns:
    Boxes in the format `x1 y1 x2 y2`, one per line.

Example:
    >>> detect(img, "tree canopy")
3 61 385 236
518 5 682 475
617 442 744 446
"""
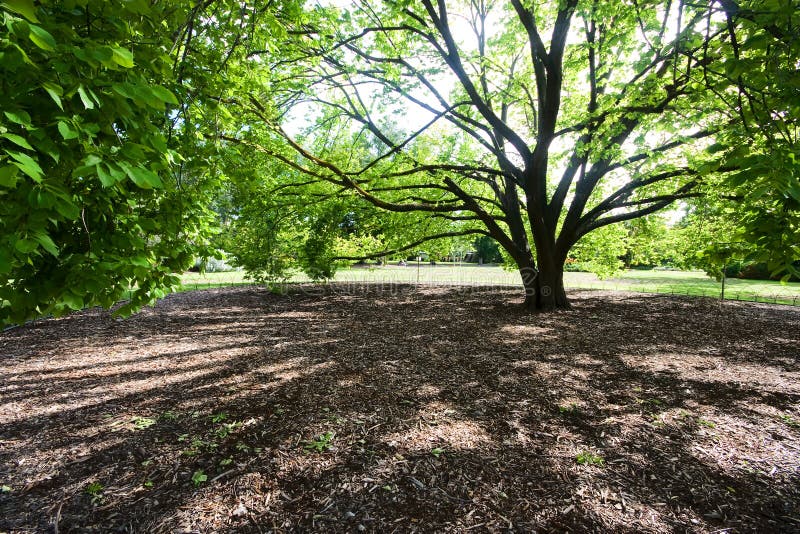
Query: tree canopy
213 0 800 309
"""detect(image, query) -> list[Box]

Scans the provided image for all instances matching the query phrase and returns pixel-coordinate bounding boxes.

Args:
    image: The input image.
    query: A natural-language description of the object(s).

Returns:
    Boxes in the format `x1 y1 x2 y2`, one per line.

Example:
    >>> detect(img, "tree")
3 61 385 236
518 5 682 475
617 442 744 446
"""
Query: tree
0 0 303 326
0 0 215 326
215 0 798 310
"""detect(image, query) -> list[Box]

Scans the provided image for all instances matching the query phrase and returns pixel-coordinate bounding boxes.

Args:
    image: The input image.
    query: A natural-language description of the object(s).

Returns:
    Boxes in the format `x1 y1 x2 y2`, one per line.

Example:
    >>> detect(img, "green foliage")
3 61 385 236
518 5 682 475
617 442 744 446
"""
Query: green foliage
698 418 717 429
0 1 217 326
575 451 605 466
85 481 103 503
623 216 683 268
3 0 795 315
191 470 207 486
779 414 799 429
569 224 627 279
131 416 156 431
303 431 335 453
558 403 580 415
210 412 228 424
473 236 503 264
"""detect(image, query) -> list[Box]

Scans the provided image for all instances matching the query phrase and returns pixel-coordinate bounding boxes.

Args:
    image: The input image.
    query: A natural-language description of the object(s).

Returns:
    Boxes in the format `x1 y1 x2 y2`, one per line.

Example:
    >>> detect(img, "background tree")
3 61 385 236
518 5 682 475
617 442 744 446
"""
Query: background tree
215 0 798 310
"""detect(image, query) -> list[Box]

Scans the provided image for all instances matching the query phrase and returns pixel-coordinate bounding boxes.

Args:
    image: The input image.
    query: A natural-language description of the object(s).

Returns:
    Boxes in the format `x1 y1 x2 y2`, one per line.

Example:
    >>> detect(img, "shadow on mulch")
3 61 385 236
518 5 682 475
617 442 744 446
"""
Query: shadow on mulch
1 284 799 533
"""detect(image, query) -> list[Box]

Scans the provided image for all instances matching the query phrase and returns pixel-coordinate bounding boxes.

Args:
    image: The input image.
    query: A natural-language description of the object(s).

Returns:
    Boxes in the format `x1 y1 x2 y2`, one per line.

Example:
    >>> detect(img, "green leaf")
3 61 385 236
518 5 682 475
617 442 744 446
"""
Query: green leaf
14 238 38 253
7 150 43 181
62 291 83 310
28 24 56 51
33 232 58 257
111 82 135 100
111 47 134 68
41 82 63 110
57 121 78 140
53 198 79 219
4 110 31 126
95 164 116 187
130 256 150 267
1 0 39 22
1 133 33 150
122 163 163 189
77 85 95 109
150 85 179 105
0 165 19 188
82 153 102 166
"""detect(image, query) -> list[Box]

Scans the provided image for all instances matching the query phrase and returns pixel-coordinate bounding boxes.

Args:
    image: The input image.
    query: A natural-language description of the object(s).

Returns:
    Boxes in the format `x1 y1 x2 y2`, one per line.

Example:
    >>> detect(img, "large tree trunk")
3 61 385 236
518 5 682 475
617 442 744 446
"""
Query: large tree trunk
520 246 569 311
521 263 568 310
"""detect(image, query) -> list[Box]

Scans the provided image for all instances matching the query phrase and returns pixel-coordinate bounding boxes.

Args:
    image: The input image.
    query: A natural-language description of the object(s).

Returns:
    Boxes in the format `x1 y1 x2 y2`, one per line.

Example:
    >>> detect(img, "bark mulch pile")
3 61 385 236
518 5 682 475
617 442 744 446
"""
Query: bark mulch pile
1 285 799 533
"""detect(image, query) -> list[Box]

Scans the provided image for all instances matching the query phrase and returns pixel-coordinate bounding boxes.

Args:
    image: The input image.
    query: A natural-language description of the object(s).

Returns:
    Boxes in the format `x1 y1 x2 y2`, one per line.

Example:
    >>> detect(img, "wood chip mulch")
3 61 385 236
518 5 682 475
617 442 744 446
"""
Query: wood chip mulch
1 284 799 533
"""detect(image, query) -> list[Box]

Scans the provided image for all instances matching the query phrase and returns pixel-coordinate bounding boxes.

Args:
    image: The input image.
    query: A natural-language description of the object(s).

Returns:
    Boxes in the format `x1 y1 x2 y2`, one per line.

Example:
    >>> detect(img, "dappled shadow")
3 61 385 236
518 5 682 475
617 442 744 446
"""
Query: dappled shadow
1 285 799 532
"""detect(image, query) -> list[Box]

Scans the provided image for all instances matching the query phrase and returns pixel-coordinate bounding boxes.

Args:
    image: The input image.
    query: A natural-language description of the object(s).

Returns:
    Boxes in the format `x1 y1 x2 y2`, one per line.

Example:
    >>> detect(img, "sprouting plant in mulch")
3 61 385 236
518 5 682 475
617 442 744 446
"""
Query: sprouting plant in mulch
698 418 716 428
132 416 156 430
216 421 242 439
210 412 228 423
637 397 663 408
779 414 799 429
220 458 234 467
1 484 12 493
649 413 666 427
159 410 180 422
191 470 208 486
85 482 104 504
143 480 154 489
430 447 445 458
576 451 604 466
304 431 335 452
558 403 580 415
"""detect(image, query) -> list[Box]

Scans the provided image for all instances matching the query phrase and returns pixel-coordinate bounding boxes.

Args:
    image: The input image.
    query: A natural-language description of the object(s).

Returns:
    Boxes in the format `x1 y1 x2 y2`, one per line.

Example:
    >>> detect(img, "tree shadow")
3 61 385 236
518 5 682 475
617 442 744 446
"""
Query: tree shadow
1 285 798 532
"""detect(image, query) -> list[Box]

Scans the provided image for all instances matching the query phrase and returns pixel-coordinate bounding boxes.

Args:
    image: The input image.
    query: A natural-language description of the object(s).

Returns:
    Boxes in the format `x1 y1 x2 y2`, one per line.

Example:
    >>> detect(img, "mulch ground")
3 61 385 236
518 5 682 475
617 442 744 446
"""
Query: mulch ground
1 284 799 533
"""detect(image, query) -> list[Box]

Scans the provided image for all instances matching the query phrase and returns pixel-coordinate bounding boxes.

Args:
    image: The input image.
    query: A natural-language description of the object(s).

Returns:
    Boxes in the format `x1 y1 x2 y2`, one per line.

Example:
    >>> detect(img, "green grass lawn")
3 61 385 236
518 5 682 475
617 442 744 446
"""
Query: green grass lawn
180 264 800 305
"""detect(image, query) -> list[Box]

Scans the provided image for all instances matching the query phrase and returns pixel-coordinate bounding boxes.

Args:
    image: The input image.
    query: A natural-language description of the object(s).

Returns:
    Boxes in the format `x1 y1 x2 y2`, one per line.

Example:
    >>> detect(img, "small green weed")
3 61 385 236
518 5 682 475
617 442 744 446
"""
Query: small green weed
304 431 335 452
558 403 580 415
698 418 716 428
210 412 228 423
143 480 154 488
132 416 156 430
1 484 11 493
220 458 234 467
216 421 242 439
85 482 104 504
779 414 800 429
191 470 207 486
160 411 180 421
576 451 604 466
430 447 445 458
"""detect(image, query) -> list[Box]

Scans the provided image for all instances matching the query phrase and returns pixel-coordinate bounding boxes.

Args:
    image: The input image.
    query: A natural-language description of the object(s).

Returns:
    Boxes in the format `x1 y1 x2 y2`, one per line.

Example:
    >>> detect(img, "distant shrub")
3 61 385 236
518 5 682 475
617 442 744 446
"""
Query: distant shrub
191 257 238 273
724 261 800 281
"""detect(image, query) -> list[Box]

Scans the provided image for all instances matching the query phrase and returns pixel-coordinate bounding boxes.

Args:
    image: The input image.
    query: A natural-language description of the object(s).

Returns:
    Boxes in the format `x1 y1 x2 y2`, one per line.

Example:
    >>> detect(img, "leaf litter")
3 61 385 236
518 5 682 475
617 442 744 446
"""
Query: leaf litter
0 284 798 532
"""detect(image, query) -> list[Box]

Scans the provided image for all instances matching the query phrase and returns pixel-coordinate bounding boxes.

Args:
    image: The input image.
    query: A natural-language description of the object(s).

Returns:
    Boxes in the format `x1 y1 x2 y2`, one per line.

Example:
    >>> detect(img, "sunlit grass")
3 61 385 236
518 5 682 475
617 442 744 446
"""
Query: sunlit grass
178 265 800 305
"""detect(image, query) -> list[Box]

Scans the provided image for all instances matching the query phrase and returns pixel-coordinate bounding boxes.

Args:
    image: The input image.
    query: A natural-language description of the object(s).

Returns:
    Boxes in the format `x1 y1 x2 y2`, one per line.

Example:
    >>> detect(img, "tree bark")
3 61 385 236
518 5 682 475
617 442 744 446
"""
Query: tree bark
520 248 569 311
